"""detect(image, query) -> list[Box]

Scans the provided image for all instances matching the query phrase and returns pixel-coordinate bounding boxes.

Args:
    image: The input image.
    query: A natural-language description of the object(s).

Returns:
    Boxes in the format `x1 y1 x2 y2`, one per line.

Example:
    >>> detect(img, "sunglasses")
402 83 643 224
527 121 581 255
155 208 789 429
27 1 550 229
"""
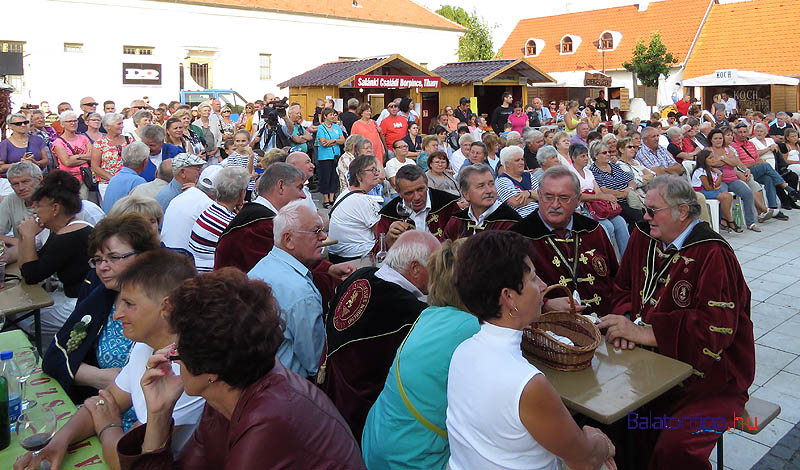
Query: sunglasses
626 145 640 149
82 102 98 106
643 204 675 217
11 120 29 126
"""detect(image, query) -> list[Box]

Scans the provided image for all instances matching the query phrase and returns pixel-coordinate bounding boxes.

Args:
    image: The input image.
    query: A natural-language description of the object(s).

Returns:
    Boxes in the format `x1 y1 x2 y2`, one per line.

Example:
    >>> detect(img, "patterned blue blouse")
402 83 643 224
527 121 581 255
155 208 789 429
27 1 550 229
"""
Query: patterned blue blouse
96 305 137 431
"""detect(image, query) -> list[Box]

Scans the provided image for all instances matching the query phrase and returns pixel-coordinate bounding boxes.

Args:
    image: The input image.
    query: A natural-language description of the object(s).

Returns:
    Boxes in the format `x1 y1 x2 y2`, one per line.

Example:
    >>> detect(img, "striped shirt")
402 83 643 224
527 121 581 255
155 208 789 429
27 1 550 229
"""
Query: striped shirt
589 163 632 202
188 203 237 272
495 172 539 218
221 152 256 192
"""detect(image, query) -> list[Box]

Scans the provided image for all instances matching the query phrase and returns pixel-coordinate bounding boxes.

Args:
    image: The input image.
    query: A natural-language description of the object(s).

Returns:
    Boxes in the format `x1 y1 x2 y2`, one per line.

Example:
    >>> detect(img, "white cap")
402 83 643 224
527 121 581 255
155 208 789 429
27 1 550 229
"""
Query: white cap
198 165 223 191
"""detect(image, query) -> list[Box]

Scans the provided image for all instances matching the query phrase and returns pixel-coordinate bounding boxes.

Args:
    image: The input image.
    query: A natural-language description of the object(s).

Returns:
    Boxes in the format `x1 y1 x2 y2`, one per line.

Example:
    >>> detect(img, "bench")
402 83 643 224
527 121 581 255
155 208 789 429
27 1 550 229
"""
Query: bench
716 397 781 468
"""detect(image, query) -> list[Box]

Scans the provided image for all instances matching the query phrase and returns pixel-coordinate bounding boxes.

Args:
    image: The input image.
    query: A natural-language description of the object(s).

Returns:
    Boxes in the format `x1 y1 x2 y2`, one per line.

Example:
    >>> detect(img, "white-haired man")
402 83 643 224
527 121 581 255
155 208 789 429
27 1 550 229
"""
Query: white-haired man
248 200 328 379
318 230 439 442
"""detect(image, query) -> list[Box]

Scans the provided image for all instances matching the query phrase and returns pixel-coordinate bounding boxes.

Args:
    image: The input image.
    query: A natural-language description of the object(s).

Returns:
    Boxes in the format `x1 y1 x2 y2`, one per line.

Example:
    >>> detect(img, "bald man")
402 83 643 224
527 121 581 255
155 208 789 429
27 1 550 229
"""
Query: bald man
318 230 439 441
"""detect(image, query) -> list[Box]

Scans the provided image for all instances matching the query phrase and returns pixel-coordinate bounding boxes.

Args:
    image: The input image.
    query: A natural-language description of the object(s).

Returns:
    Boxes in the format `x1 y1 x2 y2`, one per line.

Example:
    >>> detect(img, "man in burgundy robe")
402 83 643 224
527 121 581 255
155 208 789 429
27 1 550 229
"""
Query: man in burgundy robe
600 176 754 470
443 164 520 240
511 166 618 315
317 231 439 442
375 165 460 246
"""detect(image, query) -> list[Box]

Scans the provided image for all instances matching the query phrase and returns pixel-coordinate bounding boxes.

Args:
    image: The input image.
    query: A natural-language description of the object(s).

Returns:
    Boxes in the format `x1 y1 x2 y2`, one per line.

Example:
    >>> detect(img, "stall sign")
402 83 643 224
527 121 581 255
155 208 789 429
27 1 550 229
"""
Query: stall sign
715 69 739 81
123 63 162 85
355 74 440 89
584 72 612 87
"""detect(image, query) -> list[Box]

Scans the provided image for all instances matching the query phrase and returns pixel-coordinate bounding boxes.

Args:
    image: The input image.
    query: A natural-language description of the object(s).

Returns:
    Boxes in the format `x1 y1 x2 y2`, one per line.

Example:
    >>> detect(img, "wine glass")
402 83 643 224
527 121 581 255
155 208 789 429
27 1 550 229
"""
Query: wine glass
396 200 413 224
16 403 57 468
15 347 41 410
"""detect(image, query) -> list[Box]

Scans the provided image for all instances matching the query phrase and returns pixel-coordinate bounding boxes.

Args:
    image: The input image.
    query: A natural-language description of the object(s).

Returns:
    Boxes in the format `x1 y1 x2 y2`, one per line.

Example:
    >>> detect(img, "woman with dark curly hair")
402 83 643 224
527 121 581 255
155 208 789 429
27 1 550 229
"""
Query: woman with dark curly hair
43 214 161 422
15 250 205 470
446 231 617 470
16 170 92 350
113 268 366 469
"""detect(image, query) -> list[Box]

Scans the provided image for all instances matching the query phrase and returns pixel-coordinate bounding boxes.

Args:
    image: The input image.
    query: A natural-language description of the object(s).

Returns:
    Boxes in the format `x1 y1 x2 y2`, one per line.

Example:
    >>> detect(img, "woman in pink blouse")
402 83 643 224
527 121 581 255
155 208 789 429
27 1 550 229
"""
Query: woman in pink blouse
507 102 529 134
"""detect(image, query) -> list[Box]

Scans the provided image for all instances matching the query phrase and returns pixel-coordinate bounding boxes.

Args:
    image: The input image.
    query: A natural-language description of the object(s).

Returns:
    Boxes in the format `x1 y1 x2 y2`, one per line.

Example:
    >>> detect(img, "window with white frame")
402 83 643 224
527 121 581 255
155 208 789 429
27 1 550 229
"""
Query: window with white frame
64 43 83 53
525 39 537 56
1 40 25 91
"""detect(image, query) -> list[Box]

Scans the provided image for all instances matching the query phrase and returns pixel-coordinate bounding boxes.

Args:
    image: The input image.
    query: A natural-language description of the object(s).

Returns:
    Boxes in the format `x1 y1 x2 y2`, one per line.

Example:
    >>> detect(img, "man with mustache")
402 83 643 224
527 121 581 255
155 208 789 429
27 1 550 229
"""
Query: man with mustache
511 166 618 316
443 164 520 240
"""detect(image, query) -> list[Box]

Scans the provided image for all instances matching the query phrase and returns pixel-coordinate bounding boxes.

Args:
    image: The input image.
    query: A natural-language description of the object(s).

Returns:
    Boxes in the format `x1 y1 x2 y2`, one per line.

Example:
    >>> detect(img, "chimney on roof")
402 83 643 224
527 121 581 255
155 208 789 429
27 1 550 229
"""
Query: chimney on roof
636 1 650 11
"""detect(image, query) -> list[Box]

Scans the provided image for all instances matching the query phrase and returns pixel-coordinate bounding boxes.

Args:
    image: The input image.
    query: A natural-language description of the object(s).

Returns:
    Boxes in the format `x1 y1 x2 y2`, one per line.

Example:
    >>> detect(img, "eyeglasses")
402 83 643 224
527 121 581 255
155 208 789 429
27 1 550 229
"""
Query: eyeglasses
222 110 231 113
62 120 78 124
394 144 409 149
626 145 640 149
388 105 398 108
643 204 676 218
541 193 575 203
82 102 98 107
132 106 145 109
596 151 609 155
89 251 139 268
361 167 380 174
291 227 326 237
10 120 29 126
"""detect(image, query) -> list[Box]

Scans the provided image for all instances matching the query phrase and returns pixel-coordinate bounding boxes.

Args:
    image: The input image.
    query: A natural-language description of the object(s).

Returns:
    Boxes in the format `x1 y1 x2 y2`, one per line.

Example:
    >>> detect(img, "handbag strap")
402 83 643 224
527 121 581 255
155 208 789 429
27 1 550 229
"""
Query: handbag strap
395 317 448 439
328 189 366 217
57 136 78 155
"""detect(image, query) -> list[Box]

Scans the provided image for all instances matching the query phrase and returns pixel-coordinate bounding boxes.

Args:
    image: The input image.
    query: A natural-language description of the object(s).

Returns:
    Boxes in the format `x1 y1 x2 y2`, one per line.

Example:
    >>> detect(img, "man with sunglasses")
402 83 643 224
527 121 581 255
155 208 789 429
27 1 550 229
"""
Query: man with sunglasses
511 166 618 315
600 175 754 469
77 97 99 133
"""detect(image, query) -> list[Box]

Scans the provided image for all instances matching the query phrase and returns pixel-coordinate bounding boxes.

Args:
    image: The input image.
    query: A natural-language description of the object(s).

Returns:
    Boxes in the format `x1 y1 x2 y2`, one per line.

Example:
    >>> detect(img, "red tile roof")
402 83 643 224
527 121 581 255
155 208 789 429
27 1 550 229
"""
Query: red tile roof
170 0 465 31
683 0 800 78
498 0 712 73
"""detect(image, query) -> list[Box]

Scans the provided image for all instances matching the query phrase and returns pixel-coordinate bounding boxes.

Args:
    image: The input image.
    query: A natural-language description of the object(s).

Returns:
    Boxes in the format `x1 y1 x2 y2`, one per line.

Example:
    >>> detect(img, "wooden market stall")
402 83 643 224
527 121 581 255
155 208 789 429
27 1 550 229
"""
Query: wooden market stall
432 58 555 119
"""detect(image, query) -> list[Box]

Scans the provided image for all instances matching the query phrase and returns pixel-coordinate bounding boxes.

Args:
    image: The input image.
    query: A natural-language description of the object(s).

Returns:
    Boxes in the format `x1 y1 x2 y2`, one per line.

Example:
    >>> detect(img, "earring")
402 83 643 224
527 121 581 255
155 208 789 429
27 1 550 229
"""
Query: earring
208 377 215 384
509 306 518 318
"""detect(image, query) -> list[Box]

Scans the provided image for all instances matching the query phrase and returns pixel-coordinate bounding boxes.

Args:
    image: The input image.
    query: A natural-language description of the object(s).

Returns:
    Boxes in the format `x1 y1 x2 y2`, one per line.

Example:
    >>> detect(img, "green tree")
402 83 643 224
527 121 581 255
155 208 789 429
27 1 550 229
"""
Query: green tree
622 32 676 88
436 5 494 61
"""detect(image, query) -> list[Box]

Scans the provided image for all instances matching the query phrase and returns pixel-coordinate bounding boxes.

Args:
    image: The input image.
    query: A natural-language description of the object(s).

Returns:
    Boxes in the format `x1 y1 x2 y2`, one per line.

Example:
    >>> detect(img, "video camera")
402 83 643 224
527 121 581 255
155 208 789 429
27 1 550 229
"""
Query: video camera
262 97 289 128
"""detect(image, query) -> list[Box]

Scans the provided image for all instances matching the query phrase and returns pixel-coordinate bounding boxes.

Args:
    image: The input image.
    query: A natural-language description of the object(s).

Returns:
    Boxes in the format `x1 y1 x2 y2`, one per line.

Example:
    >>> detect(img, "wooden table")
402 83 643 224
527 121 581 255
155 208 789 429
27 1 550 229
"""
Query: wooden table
0 330 110 469
0 264 54 352
529 339 693 425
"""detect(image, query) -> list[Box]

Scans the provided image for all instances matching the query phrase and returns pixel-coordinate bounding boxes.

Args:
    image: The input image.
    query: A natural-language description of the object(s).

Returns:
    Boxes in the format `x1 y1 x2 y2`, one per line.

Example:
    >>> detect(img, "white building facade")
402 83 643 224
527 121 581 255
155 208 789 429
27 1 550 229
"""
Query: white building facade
3 0 463 108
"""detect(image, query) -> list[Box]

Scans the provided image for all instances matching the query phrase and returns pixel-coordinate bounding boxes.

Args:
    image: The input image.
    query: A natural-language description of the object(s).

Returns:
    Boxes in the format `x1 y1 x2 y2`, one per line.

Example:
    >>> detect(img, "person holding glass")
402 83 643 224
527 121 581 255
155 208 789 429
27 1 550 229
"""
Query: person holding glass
42 214 161 429
14 249 205 470
110 268 365 468
446 230 617 470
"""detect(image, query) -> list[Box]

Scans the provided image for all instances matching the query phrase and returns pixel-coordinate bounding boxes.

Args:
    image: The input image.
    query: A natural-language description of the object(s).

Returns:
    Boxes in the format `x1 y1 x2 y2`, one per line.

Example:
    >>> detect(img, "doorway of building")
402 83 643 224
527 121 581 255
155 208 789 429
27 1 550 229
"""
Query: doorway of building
474 85 520 119
421 92 439 134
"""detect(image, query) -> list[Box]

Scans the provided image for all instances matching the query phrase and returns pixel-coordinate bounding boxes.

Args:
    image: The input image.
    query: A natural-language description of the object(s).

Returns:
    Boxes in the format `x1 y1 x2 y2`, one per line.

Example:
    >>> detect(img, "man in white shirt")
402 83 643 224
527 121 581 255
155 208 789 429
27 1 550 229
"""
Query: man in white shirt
161 165 221 250
721 90 738 117
384 140 416 192
449 133 473 174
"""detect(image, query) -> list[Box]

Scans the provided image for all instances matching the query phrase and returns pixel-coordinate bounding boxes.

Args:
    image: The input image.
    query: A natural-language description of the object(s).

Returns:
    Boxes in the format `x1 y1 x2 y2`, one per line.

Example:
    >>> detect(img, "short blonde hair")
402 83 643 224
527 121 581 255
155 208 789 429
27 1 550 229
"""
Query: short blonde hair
171 109 190 120
427 238 466 311
108 195 164 226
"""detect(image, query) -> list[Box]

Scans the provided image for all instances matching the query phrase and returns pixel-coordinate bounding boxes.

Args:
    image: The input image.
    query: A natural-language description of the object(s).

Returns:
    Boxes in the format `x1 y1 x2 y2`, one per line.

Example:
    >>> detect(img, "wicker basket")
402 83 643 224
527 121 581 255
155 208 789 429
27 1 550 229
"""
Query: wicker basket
521 285 602 371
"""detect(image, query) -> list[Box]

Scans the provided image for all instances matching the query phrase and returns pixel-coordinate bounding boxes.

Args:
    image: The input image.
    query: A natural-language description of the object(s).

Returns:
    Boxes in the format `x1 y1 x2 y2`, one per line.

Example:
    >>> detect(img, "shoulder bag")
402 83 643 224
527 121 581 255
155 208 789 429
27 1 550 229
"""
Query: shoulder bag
58 136 98 191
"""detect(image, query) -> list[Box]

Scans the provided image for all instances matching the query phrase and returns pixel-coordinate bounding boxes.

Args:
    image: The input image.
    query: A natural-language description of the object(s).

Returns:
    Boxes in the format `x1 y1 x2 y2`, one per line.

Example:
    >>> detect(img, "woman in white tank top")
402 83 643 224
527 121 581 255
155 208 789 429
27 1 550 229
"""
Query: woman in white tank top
447 231 616 470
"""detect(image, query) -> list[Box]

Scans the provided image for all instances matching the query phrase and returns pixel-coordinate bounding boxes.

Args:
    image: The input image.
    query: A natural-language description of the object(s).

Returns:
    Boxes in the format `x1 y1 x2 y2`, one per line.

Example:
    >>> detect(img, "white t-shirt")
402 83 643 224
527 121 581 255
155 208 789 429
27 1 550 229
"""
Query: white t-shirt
750 137 777 169
447 322 557 470
115 342 205 452
449 150 467 174
691 168 718 189
0 179 13 197
161 187 213 250
568 164 596 192
384 157 415 180
328 190 381 258
77 200 105 227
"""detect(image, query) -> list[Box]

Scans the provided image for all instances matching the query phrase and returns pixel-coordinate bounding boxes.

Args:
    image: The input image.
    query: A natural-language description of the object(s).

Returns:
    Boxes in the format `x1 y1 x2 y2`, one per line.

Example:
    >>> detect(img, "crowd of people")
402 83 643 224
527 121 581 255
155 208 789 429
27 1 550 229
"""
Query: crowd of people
2 88 763 470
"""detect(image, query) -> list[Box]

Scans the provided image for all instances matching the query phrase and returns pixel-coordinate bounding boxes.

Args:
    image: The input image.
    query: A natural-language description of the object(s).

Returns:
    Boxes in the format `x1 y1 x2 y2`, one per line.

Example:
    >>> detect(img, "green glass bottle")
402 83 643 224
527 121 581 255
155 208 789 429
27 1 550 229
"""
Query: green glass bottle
0 374 10 450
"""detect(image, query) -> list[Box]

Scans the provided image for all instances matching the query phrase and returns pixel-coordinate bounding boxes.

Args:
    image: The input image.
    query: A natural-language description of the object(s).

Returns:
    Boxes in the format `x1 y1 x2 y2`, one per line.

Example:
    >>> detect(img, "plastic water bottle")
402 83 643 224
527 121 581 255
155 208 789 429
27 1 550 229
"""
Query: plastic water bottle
733 200 744 228
0 351 21 432
0 374 10 450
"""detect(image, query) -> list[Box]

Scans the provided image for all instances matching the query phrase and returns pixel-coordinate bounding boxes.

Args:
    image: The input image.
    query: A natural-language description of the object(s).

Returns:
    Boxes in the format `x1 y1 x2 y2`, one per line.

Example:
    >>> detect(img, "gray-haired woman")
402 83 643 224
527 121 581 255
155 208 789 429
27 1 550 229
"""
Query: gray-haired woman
91 112 130 196
52 111 92 199
82 112 105 144
126 109 153 142
337 133 364 193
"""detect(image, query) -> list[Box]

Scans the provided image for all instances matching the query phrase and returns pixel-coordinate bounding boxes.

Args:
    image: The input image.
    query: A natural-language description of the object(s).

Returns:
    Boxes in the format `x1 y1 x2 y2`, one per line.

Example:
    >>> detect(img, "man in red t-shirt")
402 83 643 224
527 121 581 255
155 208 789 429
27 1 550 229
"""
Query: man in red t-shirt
379 102 408 154
674 95 691 116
